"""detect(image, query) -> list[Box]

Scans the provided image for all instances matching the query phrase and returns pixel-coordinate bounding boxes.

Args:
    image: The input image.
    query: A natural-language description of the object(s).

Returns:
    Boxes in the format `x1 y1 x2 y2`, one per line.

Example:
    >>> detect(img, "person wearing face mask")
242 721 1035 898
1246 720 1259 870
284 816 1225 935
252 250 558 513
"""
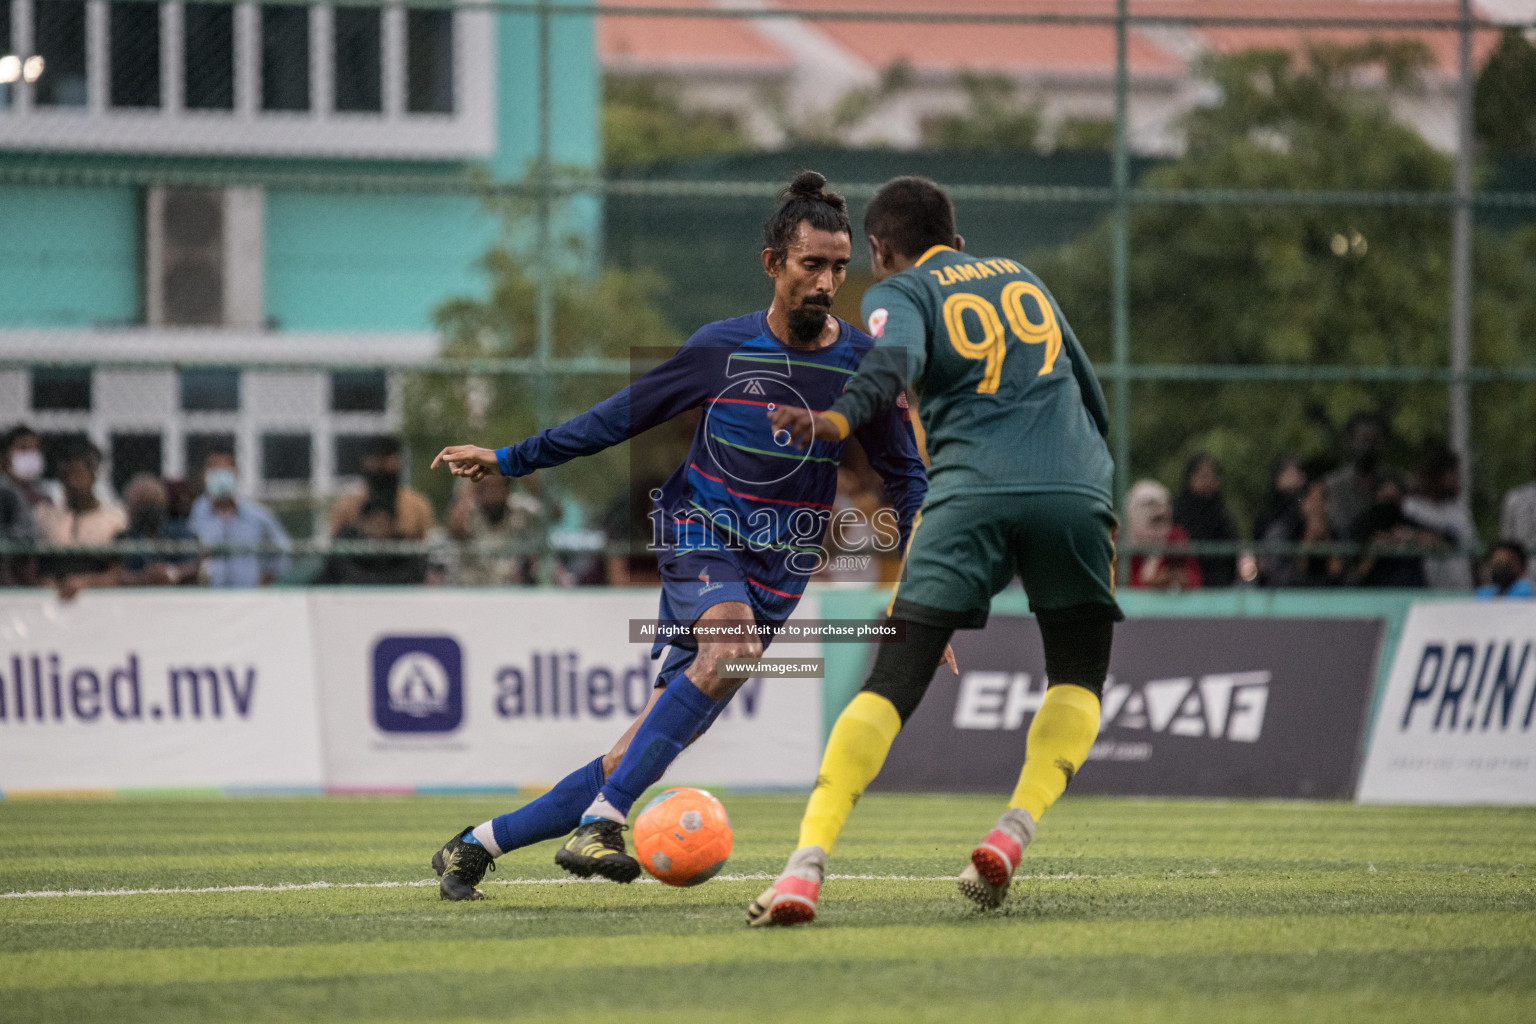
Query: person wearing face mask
117 474 200 586
330 436 435 543
187 447 290 587
0 453 36 587
1476 541 1535 599
3 424 53 513
447 472 551 586
1323 410 1401 539
0 425 44 586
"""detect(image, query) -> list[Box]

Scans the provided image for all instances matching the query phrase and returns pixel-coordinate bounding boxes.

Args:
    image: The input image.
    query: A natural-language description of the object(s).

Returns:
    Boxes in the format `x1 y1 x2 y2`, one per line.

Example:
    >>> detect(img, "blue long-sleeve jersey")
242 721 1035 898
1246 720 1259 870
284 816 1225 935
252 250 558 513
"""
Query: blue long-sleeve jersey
496 310 928 610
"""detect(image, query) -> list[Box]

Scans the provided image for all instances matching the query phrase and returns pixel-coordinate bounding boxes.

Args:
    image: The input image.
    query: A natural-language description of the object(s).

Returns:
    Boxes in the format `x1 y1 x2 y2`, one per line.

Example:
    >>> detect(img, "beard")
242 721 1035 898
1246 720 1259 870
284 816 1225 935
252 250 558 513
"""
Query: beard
787 298 832 343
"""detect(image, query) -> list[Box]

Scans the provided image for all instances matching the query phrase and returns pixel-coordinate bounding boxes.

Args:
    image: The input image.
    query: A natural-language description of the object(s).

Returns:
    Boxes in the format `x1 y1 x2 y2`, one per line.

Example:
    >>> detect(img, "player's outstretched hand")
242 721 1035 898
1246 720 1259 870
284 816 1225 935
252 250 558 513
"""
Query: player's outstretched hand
942 643 959 676
768 405 842 448
431 444 499 481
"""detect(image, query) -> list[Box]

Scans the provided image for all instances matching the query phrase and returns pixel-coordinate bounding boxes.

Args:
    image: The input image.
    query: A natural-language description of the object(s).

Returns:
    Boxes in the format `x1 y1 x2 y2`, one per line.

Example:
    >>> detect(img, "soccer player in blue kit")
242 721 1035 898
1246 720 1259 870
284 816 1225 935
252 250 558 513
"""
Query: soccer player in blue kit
427 172 941 899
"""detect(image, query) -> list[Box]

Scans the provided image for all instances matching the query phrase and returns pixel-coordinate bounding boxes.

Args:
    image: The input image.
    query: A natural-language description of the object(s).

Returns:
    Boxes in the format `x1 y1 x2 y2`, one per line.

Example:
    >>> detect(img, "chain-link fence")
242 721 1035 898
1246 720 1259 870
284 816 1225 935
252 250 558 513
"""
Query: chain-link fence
2 1 1536 591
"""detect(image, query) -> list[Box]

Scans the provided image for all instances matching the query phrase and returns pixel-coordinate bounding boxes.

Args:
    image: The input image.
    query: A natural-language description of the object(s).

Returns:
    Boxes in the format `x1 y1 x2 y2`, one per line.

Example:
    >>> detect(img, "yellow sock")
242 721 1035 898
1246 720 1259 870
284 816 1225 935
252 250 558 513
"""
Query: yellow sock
797 692 903 854
1009 684 1101 822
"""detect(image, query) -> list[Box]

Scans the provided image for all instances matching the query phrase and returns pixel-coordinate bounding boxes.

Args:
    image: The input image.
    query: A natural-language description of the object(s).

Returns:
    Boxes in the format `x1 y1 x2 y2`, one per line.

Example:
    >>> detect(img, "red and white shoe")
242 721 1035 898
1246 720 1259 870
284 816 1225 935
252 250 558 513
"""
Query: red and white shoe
746 846 826 927
958 808 1036 910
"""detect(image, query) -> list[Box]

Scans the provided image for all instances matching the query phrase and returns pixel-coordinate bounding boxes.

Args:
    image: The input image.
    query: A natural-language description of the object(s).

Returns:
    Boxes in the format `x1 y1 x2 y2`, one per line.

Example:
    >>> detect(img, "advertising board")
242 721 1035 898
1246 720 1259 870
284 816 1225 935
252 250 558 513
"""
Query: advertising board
875 616 1382 798
0 592 323 790
310 590 823 789
1357 601 1536 805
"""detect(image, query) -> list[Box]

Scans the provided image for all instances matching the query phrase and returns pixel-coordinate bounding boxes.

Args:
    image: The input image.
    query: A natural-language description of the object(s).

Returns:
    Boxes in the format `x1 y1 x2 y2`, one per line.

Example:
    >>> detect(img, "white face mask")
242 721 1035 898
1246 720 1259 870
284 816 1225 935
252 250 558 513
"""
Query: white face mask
10 449 43 482
205 468 238 498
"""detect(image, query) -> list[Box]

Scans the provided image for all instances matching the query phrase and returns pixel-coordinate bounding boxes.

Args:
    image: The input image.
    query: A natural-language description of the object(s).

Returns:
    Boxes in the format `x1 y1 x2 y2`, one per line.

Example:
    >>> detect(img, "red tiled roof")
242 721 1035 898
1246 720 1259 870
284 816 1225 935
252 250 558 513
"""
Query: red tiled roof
598 0 792 70
1157 2 1503 71
598 0 1509 77
776 0 1183 75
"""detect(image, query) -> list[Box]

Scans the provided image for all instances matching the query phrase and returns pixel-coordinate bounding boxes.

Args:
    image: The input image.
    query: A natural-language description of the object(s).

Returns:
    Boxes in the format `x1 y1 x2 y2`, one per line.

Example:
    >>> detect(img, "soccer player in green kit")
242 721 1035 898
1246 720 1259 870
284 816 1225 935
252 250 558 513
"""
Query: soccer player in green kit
748 176 1121 925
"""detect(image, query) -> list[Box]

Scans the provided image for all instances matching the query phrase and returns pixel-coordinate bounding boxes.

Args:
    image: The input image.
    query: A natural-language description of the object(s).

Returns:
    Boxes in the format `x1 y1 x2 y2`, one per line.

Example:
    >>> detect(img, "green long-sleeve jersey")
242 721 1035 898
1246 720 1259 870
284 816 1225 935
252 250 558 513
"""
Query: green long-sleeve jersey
827 245 1114 507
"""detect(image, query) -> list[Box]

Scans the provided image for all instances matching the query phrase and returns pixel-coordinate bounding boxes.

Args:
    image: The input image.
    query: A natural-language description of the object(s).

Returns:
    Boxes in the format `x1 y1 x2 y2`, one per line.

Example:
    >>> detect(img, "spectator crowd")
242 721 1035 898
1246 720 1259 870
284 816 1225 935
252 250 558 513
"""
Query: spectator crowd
1 408 1533 598
1122 411 1536 598
0 429 558 598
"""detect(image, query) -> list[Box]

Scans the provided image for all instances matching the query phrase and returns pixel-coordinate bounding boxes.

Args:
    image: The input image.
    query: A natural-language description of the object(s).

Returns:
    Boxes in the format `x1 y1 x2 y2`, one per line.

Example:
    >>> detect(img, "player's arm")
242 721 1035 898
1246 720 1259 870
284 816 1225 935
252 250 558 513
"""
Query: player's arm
848 403 956 676
434 340 724 480
851 406 927 555
770 285 926 447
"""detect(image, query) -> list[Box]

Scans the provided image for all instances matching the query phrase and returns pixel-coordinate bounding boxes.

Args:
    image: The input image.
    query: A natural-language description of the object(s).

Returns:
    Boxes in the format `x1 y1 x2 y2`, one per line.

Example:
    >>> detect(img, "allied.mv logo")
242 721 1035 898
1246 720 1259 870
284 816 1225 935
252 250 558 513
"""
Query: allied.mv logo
373 636 464 733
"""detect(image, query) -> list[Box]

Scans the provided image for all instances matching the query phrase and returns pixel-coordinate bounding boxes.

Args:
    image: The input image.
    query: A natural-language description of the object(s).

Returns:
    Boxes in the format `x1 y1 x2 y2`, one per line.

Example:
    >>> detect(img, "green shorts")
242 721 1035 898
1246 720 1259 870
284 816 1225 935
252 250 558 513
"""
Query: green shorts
889 491 1122 629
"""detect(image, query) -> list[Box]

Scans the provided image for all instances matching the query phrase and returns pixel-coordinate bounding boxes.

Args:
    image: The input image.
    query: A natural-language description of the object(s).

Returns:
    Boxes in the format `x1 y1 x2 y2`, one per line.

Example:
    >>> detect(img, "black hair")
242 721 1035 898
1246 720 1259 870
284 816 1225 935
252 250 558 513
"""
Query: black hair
1491 539 1528 568
1344 409 1390 438
1416 440 1459 481
763 171 850 267
56 439 100 469
204 443 236 463
1181 451 1223 490
1268 452 1303 488
864 176 956 259
3 424 37 451
365 436 403 459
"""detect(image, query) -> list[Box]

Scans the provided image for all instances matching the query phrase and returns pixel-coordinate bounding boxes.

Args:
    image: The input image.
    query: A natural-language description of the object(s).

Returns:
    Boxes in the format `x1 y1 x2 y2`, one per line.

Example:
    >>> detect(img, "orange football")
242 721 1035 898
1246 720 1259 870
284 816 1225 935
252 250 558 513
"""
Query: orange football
633 787 732 886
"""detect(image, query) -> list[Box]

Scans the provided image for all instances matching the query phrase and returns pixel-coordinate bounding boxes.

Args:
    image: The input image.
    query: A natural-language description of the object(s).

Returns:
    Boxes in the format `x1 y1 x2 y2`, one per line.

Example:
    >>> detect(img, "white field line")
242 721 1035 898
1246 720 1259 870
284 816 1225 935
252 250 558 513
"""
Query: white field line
0 873 1097 900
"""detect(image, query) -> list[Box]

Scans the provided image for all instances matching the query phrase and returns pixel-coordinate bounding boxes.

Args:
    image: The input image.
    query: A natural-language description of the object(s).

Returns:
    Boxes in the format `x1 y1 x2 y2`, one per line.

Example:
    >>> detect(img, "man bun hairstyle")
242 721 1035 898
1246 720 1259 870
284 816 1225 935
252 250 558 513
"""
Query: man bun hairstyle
764 170 850 267
864 175 956 260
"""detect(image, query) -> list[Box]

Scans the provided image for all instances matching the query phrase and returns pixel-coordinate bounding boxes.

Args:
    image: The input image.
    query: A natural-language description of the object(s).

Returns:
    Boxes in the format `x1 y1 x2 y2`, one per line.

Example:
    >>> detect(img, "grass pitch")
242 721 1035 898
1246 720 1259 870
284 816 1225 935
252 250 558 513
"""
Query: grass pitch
1 794 1532 1024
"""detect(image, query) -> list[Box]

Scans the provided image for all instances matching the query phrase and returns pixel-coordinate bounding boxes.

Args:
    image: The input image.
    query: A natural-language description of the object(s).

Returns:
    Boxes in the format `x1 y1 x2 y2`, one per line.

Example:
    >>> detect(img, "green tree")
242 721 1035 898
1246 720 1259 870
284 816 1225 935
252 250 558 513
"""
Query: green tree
403 224 688 517
1475 28 1536 156
923 72 1042 151
1052 117 1116 153
1031 42 1536 532
603 75 750 168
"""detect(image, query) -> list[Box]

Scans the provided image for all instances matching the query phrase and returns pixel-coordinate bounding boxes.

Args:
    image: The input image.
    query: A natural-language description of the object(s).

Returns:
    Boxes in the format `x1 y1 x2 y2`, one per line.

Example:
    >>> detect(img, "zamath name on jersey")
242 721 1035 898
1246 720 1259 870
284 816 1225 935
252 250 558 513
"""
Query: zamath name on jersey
927 259 1023 287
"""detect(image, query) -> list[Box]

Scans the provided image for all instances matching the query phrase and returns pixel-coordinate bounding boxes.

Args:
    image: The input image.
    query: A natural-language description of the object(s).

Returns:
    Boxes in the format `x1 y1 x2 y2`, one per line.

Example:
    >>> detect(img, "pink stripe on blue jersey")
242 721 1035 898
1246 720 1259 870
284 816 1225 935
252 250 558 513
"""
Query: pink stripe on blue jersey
495 309 927 592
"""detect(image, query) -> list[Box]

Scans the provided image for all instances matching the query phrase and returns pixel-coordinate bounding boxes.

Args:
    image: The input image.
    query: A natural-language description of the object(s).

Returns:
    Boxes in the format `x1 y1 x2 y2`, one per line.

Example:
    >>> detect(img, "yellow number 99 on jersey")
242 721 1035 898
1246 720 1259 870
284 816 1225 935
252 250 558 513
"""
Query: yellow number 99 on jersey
1000 280 1064 377
943 282 1064 393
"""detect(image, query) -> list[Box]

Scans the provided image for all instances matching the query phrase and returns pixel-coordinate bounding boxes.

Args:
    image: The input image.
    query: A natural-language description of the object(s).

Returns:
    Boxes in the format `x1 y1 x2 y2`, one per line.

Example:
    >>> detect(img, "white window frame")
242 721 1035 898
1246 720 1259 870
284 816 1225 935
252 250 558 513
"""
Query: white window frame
0 1 495 158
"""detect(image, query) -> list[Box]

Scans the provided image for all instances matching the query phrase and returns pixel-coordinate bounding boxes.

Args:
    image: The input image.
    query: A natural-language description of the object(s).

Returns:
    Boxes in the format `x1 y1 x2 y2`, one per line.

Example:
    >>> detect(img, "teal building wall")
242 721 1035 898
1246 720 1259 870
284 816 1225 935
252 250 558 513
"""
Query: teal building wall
0 185 140 327
1 3 601 333
266 6 601 331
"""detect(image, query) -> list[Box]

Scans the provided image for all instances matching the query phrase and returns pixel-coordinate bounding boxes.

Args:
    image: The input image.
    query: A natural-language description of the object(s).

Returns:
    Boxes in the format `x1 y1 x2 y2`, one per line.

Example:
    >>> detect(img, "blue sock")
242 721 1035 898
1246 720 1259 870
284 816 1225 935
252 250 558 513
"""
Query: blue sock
483 757 606 854
594 677 718 819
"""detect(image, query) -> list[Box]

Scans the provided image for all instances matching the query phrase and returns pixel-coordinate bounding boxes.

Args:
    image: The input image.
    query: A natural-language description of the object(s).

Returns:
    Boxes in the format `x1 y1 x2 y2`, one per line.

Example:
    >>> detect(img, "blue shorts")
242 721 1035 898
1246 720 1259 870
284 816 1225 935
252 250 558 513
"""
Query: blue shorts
651 547 801 735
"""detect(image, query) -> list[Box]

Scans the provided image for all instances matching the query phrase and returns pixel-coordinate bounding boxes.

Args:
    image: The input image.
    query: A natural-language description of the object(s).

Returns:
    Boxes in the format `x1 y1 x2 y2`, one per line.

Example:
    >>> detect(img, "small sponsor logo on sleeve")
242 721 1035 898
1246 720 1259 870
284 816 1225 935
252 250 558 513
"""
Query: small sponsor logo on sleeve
867 308 888 338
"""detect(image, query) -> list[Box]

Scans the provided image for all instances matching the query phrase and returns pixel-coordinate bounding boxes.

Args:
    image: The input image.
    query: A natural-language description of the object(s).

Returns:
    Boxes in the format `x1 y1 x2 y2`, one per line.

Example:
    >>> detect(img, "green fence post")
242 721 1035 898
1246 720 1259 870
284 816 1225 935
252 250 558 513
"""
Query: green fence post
1449 0 1474 523
535 0 555 434
1112 0 1131 580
